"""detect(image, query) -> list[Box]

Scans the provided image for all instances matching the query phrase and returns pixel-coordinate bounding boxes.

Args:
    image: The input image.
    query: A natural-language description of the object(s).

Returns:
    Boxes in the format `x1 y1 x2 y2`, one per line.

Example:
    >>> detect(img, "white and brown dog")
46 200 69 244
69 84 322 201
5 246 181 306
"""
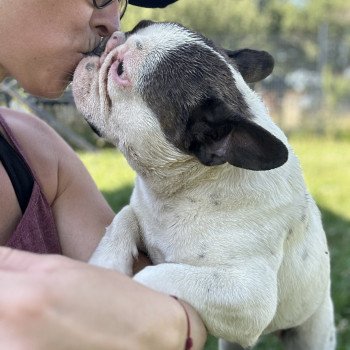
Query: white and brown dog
73 20 335 350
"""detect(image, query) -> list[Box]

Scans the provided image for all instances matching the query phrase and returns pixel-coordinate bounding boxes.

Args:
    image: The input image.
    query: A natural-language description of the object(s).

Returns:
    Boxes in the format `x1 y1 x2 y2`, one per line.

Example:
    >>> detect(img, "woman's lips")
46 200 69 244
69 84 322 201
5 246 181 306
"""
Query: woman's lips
81 36 108 57
89 37 110 57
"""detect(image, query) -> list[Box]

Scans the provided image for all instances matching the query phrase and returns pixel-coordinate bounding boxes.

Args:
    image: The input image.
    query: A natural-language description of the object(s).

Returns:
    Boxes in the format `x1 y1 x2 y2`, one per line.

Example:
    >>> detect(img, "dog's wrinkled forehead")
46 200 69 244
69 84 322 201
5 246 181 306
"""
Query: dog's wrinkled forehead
126 20 250 145
128 20 241 101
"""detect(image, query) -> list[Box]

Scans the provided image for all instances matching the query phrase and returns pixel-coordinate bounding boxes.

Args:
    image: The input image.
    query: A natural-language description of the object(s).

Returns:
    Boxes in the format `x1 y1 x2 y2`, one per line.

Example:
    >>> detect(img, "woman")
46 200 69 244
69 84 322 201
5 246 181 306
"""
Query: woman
0 0 206 349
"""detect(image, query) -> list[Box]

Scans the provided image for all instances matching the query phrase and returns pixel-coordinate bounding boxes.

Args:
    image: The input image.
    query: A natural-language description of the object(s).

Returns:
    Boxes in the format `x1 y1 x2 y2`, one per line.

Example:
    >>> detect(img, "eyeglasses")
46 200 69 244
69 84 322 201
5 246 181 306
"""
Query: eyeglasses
93 0 128 18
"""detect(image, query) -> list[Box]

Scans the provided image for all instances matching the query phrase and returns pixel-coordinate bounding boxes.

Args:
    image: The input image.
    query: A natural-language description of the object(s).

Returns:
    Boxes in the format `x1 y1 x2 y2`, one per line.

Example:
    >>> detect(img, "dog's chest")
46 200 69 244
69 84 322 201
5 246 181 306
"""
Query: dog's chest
134 195 218 264
130 177 288 267
131 180 241 265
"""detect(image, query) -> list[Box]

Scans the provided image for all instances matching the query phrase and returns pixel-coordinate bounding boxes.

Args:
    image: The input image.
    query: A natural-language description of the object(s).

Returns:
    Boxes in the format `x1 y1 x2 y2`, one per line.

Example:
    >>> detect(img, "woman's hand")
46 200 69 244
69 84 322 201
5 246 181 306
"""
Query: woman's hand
0 247 207 350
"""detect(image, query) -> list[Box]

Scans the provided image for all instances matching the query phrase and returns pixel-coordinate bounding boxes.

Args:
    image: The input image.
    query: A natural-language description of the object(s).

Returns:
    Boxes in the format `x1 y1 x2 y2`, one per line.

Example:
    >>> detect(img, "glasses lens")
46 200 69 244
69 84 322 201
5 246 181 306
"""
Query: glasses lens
94 0 128 18
119 0 128 18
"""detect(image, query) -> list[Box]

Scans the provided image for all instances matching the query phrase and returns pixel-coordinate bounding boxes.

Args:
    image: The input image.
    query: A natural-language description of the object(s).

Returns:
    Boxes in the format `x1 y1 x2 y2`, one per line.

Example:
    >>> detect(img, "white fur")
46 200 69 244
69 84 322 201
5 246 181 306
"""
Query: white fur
73 23 335 349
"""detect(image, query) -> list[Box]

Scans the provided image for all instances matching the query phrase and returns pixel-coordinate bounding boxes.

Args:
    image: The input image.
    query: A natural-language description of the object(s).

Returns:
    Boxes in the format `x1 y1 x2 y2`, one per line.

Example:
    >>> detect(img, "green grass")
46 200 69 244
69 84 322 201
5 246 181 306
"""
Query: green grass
78 135 350 350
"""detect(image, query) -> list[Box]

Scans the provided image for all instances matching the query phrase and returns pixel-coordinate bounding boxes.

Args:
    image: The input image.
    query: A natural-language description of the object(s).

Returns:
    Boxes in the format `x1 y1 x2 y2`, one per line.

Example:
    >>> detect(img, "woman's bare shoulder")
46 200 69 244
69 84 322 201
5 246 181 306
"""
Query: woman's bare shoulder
0 107 66 204
0 107 57 140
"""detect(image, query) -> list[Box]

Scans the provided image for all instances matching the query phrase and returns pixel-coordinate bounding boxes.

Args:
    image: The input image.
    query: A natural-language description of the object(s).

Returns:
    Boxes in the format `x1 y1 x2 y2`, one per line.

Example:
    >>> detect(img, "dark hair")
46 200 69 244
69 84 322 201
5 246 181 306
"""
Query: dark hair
129 0 178 8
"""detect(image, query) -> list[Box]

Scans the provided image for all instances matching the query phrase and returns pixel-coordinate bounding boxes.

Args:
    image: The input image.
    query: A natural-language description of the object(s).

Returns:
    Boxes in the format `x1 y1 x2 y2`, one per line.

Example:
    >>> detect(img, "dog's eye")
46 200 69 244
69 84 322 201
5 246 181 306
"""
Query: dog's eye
117 61 124 76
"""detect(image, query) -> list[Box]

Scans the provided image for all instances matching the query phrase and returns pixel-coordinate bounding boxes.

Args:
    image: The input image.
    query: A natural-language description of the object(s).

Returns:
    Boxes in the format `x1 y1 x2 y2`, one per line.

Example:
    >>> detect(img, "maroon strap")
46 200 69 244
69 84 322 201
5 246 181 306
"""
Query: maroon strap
171 296 193 350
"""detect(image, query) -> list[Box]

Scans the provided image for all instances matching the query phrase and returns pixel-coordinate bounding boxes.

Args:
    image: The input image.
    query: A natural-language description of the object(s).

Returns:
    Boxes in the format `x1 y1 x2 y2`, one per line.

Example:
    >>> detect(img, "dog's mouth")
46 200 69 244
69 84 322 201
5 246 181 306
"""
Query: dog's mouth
87 121 102 137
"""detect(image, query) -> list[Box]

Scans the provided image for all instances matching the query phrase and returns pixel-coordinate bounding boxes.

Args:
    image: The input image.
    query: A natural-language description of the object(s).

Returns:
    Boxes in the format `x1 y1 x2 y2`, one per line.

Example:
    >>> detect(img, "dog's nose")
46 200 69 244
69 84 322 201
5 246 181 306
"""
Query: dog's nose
100 31 126 65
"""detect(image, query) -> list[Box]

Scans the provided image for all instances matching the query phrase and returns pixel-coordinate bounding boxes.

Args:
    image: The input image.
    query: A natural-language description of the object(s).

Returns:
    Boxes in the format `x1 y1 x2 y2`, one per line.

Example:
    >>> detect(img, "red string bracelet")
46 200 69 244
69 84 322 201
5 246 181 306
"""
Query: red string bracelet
171 295 193 350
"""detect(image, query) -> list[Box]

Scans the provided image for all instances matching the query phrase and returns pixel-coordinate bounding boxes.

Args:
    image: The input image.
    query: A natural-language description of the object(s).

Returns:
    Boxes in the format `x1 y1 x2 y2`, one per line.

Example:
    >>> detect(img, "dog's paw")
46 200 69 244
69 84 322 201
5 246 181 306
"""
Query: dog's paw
89 249 135 276
133 265 178 295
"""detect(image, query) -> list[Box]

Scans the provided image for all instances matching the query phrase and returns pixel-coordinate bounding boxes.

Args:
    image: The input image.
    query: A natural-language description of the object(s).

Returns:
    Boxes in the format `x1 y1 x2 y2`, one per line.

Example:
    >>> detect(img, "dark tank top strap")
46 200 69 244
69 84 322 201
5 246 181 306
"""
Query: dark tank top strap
0 113 34 213
0 112 62 254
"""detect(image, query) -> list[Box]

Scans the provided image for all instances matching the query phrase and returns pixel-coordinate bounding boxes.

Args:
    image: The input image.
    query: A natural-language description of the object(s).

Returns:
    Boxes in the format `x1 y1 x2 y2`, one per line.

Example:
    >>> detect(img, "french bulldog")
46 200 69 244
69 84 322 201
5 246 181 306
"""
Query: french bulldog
73 20 335 350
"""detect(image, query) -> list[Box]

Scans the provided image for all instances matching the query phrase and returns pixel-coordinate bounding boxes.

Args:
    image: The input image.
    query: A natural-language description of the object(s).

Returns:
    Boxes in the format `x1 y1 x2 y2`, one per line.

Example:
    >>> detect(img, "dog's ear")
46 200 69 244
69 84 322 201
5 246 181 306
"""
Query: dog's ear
224 48 274 83
185 98 288 171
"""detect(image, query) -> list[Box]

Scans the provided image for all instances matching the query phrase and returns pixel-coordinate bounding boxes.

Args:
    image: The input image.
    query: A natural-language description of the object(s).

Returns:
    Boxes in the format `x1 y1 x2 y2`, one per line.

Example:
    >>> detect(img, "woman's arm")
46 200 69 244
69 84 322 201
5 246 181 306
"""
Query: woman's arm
0 108 114 261
51 136 115 260
0 247 207 350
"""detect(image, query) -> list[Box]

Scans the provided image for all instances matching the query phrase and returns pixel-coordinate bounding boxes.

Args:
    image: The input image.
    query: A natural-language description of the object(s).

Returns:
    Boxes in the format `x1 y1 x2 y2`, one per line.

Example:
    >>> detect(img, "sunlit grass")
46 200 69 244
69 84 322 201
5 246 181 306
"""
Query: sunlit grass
79 149 135 210
290 136 350 221
78 135 350 350
79 149 135 193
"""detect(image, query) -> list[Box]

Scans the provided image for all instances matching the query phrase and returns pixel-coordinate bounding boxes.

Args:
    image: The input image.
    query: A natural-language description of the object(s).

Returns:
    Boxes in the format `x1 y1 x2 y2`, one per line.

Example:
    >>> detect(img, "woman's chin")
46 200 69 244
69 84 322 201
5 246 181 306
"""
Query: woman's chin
21 79 69 99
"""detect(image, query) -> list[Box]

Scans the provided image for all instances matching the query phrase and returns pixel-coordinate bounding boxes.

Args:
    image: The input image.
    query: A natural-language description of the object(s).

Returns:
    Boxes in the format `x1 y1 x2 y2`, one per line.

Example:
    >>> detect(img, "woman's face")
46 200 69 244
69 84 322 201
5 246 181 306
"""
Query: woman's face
0 0 121 98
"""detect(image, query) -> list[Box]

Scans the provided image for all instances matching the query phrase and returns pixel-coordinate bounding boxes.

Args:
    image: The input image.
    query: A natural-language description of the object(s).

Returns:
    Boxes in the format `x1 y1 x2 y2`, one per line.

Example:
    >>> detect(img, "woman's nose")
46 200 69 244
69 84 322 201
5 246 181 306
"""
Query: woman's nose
90 2 121 37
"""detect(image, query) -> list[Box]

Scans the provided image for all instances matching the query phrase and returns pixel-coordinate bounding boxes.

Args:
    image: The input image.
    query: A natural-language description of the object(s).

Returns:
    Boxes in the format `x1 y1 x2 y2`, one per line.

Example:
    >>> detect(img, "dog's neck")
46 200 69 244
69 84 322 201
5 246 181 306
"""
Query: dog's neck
132 156 270 202
125 150 203 196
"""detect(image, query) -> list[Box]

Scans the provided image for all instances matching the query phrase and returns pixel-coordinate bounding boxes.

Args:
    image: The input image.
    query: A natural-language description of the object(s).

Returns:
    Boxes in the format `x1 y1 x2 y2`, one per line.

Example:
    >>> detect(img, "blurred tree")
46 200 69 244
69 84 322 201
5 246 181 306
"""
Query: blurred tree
123 0 268 48
122 0 350 75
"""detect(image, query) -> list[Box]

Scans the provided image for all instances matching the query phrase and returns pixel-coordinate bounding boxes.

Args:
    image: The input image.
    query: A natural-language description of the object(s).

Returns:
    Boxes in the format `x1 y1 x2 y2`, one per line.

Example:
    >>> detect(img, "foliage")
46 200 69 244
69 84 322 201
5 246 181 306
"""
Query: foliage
122 0 350 75
79 134 350 350
322 67 350 109
124 0 267 47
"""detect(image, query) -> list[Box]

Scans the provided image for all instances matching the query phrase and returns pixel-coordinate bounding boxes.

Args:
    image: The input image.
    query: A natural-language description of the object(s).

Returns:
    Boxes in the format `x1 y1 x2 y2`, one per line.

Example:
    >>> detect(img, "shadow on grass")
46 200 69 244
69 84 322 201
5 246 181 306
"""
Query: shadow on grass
102 186 350 350
101 185 134 213
321 206 350 350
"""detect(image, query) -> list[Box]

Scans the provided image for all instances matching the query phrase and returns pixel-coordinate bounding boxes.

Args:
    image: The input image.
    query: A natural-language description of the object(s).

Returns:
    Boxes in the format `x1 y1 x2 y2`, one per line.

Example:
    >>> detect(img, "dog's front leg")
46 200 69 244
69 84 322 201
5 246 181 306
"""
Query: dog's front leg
134 262 278 348
89 205 141 276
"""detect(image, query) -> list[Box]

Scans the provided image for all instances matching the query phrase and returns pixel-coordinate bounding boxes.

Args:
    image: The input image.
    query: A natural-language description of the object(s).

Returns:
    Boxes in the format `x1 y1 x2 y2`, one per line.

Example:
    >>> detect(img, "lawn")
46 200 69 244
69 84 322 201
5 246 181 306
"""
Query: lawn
79 135 350 350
